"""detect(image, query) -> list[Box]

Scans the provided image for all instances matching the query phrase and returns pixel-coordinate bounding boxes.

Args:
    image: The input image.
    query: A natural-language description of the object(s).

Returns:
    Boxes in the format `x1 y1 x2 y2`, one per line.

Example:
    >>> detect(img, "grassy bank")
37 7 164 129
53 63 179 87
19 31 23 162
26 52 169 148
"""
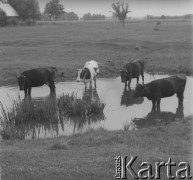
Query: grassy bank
1 116 192 180
0 20 192 86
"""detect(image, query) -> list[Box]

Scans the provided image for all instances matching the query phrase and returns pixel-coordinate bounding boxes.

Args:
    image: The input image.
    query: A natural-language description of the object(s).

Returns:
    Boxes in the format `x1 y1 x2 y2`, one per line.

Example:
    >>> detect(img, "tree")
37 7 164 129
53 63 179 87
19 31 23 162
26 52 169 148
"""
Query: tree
44 0 64 21
81 13 106 20
0 8 7 26
58 12 79 21
111 2 131 27
8 0 40 20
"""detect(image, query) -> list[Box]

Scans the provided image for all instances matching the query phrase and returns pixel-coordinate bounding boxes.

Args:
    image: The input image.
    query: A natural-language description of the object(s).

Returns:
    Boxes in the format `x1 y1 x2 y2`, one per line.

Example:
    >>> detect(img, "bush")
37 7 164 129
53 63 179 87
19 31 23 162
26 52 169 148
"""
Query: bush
6 18 19 26
0 8 7 26
25 18 36 26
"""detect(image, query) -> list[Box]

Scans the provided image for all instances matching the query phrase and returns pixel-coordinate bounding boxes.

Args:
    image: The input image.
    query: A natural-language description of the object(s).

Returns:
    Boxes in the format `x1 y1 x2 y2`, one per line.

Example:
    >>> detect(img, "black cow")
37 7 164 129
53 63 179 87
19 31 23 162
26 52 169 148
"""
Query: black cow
120 60 144 88
134 75 187 111
16 68 56 98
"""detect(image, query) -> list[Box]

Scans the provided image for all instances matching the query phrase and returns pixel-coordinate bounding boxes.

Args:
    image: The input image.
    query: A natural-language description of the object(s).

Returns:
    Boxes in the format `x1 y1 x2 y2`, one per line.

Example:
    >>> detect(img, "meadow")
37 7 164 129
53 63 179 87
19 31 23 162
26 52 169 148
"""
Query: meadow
0 20 193 179
0 19 192 86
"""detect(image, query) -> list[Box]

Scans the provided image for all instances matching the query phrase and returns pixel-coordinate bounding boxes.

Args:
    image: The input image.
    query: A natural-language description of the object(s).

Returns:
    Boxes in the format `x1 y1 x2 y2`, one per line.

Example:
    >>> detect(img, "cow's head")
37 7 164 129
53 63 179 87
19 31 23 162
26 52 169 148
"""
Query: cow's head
134 84 148 97
16 75 26 90
80 68 91 80
120 69 128 83
76 69 82 82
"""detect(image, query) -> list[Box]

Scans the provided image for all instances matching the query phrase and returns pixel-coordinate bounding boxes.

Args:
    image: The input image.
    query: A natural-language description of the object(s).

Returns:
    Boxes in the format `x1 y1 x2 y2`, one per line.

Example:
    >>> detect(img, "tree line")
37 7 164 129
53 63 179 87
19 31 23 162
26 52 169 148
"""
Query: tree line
1 0 131 27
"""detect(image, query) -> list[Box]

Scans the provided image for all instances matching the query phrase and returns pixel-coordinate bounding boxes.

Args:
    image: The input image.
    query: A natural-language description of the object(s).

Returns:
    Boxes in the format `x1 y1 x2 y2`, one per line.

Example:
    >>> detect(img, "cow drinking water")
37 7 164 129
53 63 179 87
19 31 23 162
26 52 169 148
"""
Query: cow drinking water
16 68 56 98
76 60 99 87
120 60 144 89
134 74 187 111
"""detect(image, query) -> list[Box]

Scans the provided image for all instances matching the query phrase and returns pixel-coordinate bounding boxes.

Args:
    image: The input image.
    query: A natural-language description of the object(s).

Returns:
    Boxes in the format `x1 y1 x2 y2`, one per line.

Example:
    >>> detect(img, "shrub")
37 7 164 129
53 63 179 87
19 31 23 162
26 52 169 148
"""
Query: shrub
6 18 19 26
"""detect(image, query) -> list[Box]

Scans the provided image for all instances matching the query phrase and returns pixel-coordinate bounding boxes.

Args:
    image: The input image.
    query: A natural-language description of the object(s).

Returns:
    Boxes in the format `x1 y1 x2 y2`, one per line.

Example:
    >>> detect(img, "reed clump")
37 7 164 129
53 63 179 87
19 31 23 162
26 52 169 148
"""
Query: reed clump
0 93 105 139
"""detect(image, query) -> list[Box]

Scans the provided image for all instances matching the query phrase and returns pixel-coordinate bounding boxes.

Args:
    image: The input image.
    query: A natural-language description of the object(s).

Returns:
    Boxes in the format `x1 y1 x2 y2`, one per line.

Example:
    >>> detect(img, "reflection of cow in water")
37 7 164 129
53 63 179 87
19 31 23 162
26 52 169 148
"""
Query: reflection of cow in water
82 87 99 103
121 88 144 107
132 105 184 129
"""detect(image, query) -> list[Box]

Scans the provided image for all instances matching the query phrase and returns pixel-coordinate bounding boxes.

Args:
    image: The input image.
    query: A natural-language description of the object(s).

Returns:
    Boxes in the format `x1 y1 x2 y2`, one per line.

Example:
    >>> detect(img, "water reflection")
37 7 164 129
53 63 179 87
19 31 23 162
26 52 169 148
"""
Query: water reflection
132 105 184 129
120 88 144 107
14 87 105 139
15 114 105 139
82 86 99 103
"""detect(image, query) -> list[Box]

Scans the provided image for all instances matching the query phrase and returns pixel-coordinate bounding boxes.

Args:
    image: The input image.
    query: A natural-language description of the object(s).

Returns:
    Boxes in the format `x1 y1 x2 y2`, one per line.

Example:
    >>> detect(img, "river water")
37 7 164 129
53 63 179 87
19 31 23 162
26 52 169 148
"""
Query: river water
0 73 192 139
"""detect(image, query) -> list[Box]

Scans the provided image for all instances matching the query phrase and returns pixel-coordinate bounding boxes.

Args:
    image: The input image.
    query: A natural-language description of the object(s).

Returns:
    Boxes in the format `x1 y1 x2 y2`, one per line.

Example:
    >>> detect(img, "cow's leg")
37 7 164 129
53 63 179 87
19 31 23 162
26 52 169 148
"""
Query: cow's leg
136 77 139 84
157 99 161 111
128 79 131 88
48 79 56 97
24 88 28 98
141 73 144 84
177 92 184 106
151 100 156 111
124 81 127 89
94 77 97 88
28 87 32 98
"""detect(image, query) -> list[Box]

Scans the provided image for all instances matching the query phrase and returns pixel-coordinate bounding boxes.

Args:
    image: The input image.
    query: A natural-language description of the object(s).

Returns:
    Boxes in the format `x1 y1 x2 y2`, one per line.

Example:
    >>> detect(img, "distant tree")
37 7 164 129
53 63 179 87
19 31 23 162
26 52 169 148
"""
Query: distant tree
0 8 7 26
59 12 79 21
160 15 166 19
81 13 106 20
8 0 40 20
82 13 92 20
111 2 131 27
44 0 64 21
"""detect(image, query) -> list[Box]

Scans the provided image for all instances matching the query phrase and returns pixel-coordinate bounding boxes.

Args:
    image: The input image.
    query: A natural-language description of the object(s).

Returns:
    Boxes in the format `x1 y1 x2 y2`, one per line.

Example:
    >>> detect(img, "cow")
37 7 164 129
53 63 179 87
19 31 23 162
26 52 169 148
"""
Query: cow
134 75 187 111
76 60 99 87
120 59 144 89
16 68 56 98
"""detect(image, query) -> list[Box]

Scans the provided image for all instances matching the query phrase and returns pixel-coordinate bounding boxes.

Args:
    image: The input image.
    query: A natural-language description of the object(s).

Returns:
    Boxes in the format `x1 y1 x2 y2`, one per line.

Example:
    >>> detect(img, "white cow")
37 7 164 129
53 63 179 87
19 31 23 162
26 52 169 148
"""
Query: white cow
76 60 99 87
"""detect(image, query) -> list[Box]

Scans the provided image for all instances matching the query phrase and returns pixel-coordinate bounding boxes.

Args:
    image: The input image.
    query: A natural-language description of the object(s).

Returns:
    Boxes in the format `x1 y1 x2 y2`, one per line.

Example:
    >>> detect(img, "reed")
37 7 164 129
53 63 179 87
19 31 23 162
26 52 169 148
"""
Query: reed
0 93 105 139
57 93 105 117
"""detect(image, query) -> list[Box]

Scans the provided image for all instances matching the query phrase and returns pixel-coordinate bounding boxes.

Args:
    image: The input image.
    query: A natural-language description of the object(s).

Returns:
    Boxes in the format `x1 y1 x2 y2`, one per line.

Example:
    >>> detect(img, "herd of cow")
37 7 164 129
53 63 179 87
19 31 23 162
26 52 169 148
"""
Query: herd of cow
16 59 187 111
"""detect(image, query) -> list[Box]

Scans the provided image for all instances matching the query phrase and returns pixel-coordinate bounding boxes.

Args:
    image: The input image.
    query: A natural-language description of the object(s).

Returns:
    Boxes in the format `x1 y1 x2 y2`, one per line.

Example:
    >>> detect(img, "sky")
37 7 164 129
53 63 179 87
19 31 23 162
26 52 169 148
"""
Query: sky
38 0 193 18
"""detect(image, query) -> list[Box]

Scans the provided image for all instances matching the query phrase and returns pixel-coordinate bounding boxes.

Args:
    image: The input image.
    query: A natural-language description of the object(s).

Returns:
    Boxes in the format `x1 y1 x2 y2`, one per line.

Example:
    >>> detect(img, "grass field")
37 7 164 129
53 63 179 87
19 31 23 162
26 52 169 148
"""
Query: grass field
0 20 192 86
1 116 193 179
0 20 193 179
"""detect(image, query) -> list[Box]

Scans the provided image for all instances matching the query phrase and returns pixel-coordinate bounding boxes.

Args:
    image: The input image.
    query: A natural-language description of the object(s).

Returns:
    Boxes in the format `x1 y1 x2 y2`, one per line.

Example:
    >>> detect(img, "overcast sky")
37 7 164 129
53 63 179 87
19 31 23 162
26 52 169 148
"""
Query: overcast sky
38 0 193 18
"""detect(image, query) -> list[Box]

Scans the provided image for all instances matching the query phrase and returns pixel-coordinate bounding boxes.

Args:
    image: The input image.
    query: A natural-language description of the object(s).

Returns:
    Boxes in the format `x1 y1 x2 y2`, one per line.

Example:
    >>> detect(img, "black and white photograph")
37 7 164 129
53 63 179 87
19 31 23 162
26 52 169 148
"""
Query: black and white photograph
0 0 193 179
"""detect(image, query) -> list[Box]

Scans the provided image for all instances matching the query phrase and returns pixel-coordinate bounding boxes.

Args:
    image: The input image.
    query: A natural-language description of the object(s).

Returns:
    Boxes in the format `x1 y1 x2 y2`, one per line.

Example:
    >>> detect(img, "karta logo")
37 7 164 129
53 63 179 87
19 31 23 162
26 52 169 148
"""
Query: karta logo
114 156 192 179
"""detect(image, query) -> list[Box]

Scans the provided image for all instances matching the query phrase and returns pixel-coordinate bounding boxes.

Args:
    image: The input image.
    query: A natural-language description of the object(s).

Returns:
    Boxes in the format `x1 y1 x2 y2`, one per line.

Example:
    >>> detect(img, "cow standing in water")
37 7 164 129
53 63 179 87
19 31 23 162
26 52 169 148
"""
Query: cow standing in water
120 60 144 89
134 75 187 111
76 60 99 88
16 67 56 98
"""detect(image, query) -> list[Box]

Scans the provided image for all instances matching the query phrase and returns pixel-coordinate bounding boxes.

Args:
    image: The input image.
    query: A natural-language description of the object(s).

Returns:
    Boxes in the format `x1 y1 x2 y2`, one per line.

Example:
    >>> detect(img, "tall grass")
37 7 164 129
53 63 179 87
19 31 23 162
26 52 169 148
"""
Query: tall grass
57 93 105 117
0 93 105 139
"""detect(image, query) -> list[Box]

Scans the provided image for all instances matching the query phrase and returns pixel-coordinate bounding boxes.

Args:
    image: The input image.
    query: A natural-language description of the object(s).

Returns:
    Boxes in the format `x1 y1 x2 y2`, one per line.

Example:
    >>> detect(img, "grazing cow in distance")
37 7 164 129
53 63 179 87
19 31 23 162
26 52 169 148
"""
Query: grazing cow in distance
16 67 56 98
134 75 187 111
76 60 99 87
120 59 144 89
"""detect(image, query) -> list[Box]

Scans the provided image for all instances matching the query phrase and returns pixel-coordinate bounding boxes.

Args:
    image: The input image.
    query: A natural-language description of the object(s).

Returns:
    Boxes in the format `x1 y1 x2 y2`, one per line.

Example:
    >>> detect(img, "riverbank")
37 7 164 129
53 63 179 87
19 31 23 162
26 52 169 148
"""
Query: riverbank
1 115 193 180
